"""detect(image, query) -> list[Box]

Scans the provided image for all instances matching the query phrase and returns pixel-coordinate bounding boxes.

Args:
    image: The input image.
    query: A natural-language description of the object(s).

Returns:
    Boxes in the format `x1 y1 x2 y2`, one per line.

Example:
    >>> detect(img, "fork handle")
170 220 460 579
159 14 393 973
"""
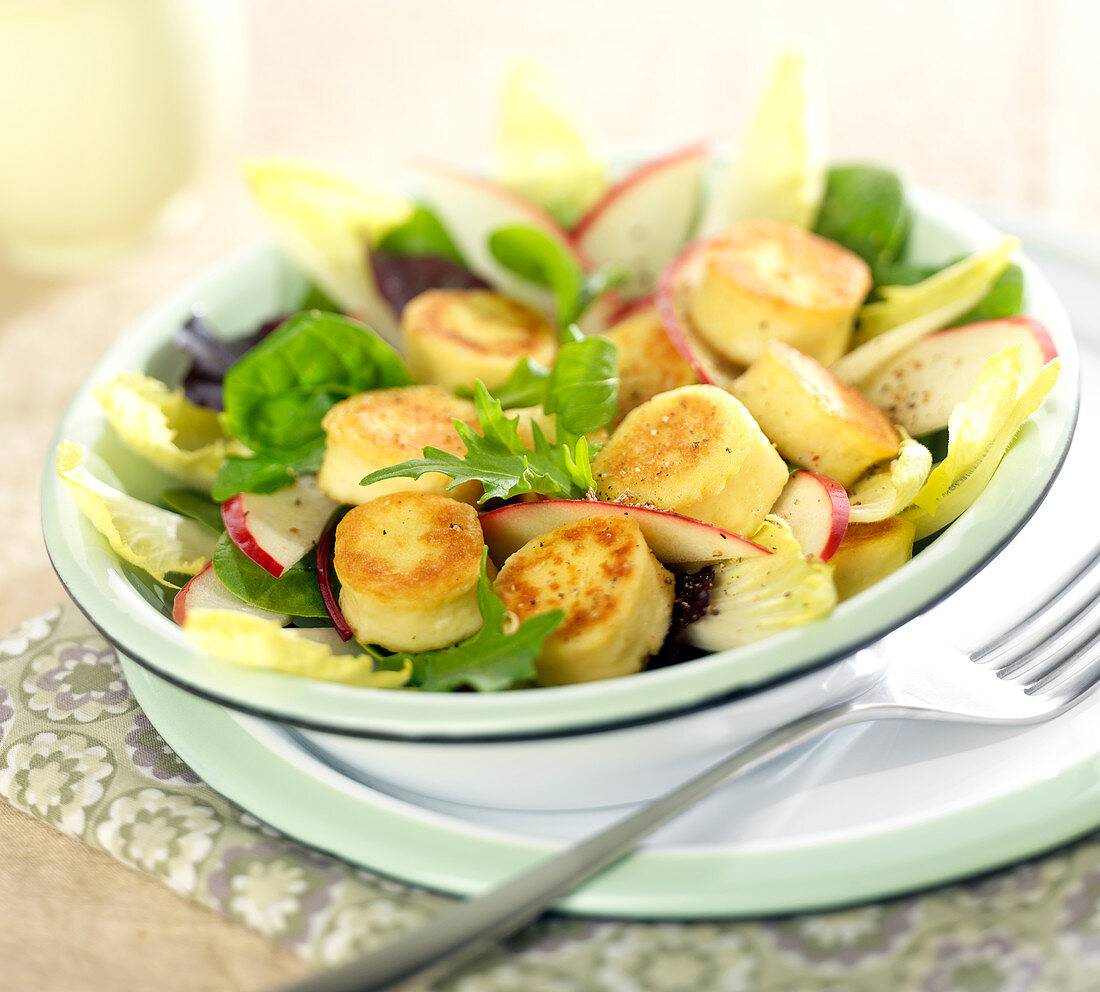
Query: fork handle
273 703 865 992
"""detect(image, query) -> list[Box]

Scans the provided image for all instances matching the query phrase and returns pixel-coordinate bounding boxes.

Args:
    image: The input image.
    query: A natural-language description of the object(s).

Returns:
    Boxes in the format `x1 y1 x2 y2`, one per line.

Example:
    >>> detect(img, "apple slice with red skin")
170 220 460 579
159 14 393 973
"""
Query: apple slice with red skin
479 499 768 568
573 144 709 302
770 470 850 562
655 237 744 390
172 562 291 627
860 316 1057 437
419 162 588 314
221 475 339 579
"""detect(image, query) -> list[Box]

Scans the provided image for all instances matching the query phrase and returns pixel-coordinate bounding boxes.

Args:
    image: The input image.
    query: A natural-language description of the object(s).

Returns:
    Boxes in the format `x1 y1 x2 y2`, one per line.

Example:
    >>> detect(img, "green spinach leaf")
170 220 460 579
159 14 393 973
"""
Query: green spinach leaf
212 532 328 618
814 165 909 280
160 488 225 534
222 310 413 469
377 205 465 265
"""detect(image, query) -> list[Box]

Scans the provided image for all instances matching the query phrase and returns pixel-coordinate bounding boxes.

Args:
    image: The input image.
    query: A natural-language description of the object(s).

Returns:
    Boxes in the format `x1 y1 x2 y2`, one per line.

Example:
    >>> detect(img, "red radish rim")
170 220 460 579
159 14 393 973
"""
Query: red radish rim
315 512 354 641
655 238 721 385
222 495 287 579
571 142 709 242
478 498 770 560
172 563 213 626
933 315 1058 364
788 470 850 563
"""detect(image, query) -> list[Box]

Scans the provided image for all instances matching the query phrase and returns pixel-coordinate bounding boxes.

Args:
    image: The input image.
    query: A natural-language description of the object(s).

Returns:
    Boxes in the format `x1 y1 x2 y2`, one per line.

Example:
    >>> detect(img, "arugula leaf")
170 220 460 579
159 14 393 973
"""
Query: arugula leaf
482 356 552 409
378 554 563 691
222 309 413 473
488 225 615 327
814 165 909 279
360 382 597 502
376 204 465 265
211 454 299 502
161 488 225 534
212 532 328 618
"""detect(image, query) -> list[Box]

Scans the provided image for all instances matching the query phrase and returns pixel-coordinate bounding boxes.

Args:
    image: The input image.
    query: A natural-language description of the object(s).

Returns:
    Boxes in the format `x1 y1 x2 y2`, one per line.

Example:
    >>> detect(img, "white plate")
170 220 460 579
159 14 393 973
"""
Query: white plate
122 214 1100 917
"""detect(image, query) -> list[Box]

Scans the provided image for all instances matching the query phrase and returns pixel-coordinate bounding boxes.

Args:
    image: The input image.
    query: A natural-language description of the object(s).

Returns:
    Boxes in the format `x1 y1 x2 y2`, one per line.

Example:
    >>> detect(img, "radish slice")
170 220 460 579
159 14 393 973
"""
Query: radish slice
770 471 849 562
655 238 743 390
479 498 768 568
316 513 354 642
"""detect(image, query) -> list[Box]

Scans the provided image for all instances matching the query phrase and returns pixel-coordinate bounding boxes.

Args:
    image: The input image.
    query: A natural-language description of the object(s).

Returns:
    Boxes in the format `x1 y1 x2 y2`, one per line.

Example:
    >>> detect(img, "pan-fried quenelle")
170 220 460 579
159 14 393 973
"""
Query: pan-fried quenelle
57 52 1065 695
334 492 487 652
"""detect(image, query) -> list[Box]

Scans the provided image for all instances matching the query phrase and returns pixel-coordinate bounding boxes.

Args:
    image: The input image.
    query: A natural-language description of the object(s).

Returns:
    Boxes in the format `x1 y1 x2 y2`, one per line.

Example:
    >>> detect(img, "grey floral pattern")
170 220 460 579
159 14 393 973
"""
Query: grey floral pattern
3 603 1100 988
22 640 133 723
0 606 60 659
207 842 341 947
0 730 114 835
1060 868 1100 961
0 686 13 746
764 901 919 969
96 787 220 893
124 712 200 784
910 932 1044 992
597 925 757 992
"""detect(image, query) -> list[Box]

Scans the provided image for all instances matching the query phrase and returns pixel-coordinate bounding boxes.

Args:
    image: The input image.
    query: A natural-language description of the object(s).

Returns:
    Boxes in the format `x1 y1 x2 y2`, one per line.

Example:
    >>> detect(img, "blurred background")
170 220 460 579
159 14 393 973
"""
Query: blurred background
4 0 1100 632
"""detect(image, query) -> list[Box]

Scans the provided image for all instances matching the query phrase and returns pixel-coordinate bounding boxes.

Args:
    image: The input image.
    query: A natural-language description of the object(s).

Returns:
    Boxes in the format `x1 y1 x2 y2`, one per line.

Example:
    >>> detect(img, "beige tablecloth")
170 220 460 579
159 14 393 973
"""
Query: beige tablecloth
4 1 1100 988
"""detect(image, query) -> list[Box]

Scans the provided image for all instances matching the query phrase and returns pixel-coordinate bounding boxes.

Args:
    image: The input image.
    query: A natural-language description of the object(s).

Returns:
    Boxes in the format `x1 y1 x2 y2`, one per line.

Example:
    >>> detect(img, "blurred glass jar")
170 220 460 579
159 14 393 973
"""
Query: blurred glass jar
0 0 245 274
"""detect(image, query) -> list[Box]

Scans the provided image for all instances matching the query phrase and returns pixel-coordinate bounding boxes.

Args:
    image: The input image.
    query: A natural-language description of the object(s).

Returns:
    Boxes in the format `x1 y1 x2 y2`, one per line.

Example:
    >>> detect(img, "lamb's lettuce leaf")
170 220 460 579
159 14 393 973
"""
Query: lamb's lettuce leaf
813 164 909 278
56 442 214 586
160 488 225 534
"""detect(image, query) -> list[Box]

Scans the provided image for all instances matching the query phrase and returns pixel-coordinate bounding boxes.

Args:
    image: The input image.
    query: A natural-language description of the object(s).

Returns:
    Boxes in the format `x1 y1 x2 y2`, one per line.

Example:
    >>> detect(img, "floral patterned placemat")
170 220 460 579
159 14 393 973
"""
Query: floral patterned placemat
4 602 1100 991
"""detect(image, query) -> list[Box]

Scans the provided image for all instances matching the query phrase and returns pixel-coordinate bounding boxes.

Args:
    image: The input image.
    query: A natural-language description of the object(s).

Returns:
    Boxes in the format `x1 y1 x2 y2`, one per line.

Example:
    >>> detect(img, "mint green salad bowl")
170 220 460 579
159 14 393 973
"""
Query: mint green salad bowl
41 189 1078 807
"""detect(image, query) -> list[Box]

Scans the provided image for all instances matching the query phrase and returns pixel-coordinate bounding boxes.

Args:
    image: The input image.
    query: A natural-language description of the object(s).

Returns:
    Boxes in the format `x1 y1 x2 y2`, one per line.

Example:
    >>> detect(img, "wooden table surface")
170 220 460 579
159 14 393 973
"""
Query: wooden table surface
2 1 1099 988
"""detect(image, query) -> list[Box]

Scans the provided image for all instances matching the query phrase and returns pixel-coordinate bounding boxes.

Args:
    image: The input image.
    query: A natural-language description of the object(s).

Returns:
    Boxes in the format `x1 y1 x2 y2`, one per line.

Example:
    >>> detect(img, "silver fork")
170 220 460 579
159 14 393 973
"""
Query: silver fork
275 545 1100 992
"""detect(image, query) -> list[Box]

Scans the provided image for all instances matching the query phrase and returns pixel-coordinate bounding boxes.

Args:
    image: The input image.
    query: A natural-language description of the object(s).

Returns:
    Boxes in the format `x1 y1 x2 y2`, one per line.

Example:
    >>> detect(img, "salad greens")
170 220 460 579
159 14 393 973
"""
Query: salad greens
813 165 910 280
212 533 329 618
856 236 1017 343
495 58 607 228
489 224 618 327
160 488 225 534
367 554 564 692
376 204 466 265
56 442 214 586
360 381 601 502
218 311 413 497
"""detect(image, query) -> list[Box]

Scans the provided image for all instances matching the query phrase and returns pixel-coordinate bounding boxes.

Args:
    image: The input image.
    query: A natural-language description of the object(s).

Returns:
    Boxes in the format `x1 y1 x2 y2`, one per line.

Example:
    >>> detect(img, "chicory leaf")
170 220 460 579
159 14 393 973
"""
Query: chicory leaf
223 310 413 468
369 252 489 315
212 532 328 618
